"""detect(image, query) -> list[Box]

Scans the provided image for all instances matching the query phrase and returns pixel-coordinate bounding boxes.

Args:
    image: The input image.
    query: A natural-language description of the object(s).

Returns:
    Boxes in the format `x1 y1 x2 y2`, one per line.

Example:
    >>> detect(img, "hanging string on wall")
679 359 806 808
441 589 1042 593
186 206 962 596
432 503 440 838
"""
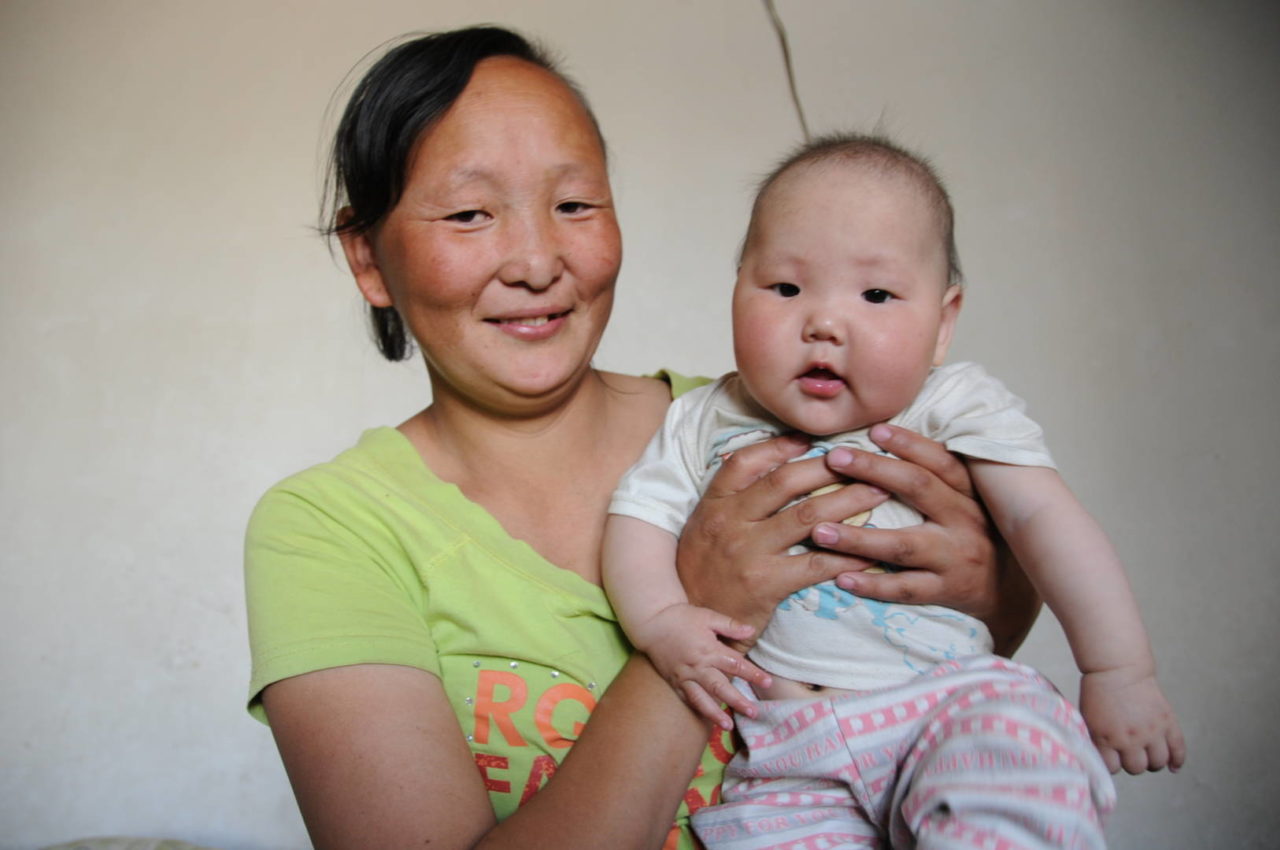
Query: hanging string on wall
763 0 811 142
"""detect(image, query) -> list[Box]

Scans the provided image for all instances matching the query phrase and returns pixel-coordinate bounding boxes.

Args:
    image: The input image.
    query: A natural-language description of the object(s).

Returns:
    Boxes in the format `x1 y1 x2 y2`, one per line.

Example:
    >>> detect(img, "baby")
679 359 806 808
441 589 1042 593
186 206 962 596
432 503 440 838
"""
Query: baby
604 134 1183 849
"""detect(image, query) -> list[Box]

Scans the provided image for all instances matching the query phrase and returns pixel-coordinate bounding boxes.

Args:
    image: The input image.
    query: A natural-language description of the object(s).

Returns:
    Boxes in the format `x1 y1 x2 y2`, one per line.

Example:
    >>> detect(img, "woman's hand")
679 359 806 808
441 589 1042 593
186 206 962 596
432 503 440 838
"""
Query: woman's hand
676 424 1041 655
676 433 890 639
819 424 1041 653
816 424 999 619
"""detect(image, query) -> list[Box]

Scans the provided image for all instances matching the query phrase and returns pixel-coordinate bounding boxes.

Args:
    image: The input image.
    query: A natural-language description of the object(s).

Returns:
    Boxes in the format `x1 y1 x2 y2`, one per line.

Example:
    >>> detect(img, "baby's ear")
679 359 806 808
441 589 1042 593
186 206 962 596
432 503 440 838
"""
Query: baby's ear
932 285 963 366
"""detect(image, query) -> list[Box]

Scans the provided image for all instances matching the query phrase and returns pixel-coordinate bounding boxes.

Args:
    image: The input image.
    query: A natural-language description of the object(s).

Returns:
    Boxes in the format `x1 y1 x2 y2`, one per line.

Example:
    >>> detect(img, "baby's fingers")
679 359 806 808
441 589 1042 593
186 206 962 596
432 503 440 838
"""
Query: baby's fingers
1118 743 1149 775
1096 743 1122 775
707 674 756 721
719 652 773 695
1148 723 1187 773
706 612 756 644
1167 727 1187 772
682 680 733 731
1144 737 1171 773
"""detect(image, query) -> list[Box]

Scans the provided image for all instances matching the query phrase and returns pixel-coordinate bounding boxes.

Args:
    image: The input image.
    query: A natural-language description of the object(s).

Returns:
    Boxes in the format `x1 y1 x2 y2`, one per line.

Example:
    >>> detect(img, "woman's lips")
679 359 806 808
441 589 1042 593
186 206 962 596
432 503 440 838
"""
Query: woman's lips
486 309 570 340
798 366 845 398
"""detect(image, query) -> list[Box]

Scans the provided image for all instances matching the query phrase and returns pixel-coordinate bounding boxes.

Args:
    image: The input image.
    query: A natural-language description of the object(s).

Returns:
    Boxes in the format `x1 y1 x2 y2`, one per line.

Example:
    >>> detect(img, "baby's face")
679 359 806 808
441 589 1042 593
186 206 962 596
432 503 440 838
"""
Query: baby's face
732 162 961 436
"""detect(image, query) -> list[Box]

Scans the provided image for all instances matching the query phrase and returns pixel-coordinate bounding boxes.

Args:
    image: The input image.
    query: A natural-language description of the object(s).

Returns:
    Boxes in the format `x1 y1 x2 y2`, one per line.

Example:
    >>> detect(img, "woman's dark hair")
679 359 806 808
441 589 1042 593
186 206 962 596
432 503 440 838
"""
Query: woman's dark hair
323 26 602 360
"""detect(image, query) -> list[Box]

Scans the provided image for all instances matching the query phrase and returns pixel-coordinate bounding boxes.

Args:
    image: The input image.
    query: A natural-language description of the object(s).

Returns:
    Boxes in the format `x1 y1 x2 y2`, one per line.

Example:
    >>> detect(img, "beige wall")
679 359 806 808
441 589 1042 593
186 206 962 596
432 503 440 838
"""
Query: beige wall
2 1 1277 846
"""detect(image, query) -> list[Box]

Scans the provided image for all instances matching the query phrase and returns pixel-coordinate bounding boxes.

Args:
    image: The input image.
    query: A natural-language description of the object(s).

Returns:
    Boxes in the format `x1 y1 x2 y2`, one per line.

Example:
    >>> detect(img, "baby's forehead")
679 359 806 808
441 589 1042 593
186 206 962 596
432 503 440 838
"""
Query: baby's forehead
741 158 953 280
765 157 932 209
750 159 946 244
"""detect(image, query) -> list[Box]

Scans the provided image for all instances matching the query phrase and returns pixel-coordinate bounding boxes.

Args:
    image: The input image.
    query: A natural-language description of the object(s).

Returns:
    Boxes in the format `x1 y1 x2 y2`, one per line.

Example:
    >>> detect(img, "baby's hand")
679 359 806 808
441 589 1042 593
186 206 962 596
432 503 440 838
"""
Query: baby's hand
1080 669 1186 775
637 603 773 730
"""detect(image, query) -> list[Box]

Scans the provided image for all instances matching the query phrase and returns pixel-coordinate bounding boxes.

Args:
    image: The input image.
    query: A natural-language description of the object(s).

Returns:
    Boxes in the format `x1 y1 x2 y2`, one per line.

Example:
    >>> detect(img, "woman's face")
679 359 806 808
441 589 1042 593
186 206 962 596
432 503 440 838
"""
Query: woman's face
343 56 621 416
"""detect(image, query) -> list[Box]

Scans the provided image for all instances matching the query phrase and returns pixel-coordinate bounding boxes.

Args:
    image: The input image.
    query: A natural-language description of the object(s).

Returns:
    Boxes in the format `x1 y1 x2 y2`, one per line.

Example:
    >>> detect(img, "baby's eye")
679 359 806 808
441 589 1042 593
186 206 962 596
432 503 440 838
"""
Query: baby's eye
556 201 592 215
445 209 490 224
770 283 801 298
862 289 893 304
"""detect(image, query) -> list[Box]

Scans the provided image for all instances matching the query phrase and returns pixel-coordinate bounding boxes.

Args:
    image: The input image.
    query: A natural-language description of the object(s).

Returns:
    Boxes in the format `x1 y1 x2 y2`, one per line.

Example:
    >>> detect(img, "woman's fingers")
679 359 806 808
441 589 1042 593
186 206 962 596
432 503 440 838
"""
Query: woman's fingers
751 477 890 557
825 444 982 529
816 442 1002 621
681 429 1004 628
868 423 975 496
833 564 948 607
678 435 862 621
815 520 964 576
700 433 812 505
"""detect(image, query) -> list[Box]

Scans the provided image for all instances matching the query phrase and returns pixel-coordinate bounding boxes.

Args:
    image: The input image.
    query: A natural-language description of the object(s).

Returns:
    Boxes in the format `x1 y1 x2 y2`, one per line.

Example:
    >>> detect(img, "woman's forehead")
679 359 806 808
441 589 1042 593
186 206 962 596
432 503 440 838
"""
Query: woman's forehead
411 56 604 164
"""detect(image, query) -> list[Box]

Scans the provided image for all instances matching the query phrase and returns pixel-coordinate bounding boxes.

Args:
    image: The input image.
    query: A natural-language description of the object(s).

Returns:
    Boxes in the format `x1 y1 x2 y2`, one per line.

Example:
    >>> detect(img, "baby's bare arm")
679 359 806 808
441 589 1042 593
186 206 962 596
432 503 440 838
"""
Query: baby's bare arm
969 460 1185 773
603 515 769 728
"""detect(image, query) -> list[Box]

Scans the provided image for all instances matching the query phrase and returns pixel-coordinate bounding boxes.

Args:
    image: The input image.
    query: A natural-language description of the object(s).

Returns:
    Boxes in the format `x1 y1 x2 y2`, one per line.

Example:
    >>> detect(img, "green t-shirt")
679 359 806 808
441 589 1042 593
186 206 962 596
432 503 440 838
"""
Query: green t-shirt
245 374 727 847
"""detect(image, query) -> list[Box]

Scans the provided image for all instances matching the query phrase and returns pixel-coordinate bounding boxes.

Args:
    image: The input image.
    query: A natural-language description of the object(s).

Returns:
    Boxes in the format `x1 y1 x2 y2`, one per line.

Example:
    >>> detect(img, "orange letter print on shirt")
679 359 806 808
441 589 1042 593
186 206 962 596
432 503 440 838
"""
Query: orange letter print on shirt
534 682 596 748
473 669 528 746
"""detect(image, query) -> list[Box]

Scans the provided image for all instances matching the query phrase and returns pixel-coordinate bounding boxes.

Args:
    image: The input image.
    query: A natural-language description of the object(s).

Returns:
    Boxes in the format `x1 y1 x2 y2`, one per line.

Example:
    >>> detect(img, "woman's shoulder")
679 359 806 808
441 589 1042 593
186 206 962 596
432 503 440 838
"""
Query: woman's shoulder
600 368 715 401
257 427 419 501
247 427 457 552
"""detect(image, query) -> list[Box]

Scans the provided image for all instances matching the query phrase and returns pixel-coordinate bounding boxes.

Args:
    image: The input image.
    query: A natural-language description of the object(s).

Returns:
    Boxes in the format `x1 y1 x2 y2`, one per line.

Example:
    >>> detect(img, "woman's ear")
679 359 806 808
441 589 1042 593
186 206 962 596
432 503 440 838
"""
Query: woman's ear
932 284 964 366
336 207 393 309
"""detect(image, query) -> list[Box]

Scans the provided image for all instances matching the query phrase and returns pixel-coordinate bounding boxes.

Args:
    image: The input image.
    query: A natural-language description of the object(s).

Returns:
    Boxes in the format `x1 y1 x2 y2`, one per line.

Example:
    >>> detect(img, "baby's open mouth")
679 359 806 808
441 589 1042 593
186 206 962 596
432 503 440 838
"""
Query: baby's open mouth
801 367 841 382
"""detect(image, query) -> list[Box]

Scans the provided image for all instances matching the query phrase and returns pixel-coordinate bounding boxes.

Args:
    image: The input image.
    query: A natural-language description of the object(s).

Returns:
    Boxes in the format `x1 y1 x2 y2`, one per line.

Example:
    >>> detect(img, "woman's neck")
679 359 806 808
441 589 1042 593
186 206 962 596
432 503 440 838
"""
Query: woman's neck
405 367 615 481
397 367 668 584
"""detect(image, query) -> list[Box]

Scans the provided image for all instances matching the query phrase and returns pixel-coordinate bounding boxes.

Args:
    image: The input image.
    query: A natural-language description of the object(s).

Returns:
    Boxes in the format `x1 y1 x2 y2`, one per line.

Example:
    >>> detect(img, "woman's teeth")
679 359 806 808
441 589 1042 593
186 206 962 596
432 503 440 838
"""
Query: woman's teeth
494 310 566 327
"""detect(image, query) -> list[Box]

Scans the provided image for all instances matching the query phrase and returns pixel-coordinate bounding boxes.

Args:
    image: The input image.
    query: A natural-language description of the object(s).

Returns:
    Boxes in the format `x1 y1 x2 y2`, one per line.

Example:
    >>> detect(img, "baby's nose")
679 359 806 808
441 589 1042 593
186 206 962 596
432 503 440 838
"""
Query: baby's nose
803 316 842 343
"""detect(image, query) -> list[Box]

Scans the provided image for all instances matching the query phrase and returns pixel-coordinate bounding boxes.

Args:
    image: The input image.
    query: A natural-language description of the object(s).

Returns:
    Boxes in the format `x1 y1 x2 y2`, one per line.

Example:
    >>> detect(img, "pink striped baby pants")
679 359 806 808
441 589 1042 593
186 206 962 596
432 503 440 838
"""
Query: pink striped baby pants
691 656 1115 850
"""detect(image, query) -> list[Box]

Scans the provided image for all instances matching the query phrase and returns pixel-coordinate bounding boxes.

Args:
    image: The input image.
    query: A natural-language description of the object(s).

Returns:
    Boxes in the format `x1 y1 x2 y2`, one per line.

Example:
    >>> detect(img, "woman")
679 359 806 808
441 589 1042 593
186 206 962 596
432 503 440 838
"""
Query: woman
245 26 1034 849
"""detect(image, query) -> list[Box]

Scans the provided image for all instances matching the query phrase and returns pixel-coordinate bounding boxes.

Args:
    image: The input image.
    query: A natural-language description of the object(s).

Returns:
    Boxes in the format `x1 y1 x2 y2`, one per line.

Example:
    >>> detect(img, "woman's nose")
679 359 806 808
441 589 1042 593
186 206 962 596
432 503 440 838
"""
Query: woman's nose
498 214 564 290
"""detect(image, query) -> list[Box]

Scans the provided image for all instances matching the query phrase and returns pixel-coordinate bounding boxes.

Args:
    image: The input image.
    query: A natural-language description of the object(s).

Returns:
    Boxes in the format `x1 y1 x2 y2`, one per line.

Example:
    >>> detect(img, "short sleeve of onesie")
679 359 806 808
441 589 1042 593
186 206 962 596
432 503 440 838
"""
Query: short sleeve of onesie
899 361 1055 469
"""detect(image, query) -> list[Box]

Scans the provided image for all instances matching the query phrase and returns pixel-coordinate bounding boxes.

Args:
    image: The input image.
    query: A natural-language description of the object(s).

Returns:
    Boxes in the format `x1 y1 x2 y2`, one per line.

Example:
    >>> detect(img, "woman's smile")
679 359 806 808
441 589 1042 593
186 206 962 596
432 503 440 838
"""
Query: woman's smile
345 55 621 414
485 308 572 339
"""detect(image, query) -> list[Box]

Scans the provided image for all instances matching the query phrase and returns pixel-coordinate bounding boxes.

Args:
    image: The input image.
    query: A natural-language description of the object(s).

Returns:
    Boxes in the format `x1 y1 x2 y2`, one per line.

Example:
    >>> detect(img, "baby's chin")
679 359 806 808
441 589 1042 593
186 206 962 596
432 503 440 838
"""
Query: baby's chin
772 408 876 439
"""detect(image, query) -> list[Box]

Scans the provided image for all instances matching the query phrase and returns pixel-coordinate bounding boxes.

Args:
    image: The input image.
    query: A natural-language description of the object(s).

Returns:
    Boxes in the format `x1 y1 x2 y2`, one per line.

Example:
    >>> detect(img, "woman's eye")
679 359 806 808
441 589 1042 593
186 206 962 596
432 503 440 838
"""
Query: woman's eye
445 209 489 224
862 289 893 304
770 283 801 298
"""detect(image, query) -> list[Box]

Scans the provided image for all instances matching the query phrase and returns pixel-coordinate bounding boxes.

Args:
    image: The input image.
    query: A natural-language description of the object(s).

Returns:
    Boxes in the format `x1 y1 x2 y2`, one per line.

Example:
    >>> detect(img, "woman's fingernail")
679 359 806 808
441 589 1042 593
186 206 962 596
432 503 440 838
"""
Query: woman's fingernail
813 524 839 545
827 447 854 466
869 424 893 443
836 572 862 591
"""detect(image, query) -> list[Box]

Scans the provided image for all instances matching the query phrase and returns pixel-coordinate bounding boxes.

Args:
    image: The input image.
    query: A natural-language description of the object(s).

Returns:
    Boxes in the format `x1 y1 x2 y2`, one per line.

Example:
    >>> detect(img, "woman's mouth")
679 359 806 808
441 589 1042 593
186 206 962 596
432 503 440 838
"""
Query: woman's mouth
798 367 846 398
487 309 571 339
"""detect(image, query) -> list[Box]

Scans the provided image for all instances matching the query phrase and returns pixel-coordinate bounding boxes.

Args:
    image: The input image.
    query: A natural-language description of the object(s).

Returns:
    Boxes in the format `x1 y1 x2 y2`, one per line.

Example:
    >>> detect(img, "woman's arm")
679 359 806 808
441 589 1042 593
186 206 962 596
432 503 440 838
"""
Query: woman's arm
676 424 1040 655
264 655 710 850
